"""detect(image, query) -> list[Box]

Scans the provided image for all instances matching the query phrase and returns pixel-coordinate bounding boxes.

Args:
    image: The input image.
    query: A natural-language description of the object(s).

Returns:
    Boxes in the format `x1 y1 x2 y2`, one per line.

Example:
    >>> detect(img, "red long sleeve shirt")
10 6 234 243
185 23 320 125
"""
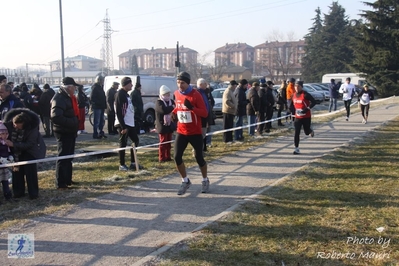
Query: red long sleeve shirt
173 88 208 135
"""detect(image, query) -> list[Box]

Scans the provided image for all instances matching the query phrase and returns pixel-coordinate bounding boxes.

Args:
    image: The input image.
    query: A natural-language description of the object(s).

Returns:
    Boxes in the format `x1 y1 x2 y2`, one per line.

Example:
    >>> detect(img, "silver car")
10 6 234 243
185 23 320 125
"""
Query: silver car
211 88 226 116
302 84 324 104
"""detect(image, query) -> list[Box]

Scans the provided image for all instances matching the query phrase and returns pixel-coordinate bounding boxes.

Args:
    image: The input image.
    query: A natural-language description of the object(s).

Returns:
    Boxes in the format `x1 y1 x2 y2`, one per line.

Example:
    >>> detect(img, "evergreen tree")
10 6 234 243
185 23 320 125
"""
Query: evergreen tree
131 55 140 75
302 7 324 82
302 2 353 82
351 0 399 96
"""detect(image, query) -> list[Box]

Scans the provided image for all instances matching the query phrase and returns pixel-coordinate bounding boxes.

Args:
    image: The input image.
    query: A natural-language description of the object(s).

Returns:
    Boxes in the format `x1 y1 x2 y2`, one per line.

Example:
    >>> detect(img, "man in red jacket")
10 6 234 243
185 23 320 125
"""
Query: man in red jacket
173 72 209 195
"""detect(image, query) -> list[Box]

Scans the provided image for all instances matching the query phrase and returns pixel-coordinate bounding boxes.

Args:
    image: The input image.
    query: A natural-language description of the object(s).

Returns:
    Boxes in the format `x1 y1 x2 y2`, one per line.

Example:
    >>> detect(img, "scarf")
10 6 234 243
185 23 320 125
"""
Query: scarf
198 89 210 113
160 95 172 126
178 85 193 95
71 95 79 117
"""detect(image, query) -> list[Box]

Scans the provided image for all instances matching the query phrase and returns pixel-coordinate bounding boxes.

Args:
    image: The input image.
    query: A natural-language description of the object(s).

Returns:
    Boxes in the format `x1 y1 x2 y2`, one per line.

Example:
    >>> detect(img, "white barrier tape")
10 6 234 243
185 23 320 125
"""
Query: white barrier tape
1 96 395 169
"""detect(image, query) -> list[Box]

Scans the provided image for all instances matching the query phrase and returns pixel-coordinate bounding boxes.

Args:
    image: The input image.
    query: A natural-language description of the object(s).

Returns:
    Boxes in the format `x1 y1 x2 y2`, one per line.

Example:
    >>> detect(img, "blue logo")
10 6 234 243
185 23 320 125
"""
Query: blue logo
8 234 34 258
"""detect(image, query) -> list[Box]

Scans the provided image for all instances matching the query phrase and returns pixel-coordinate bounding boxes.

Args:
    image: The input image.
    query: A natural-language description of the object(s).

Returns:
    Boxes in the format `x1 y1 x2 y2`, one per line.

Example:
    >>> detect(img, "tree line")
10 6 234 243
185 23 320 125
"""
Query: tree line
301 0 399 96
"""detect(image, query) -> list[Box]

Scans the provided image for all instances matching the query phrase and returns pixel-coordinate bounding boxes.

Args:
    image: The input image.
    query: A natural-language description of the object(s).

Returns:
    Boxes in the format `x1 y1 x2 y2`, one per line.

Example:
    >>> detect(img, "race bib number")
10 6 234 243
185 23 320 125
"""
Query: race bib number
177 111 193 123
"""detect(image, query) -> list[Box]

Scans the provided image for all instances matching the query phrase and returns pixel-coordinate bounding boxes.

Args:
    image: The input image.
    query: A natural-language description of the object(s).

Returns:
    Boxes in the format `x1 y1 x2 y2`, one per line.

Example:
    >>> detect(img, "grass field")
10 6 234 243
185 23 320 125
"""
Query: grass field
158 117 399 266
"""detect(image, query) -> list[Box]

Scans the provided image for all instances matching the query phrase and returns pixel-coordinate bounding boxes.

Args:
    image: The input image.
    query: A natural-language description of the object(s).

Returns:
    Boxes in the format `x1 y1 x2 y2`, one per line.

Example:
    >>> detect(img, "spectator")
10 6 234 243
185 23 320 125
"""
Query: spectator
77 85 88 134
131 80 144 134
172 71 209 195
0 75 6 85
29 84 42 116
205 84 215 149
196 78 213 152
0 121 14 203
51 77 79 189
292 81 316 155
339 77 356 121
0 84 24 120
265 81 275 133
286 78 296 123
38 84 55 138
155 85 175 162
328 79 339 112
90 75 107 139
4 108 44 199
222 80 238 143
114 77 143 171
358 84 374 124
276 80 287 126
234 79 248 141
19 83 32 109
257 83 268 135
246 82 260 136
106 82 119 135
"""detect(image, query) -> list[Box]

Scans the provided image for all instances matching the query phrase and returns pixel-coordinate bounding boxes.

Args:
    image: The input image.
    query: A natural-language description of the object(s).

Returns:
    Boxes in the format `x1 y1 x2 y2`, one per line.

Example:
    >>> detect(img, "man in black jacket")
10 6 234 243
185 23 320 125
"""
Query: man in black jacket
106 82 119 135
234 79 248 141
265 81 276 133
38 84 55 137
90 75 107 139
51 77 79 189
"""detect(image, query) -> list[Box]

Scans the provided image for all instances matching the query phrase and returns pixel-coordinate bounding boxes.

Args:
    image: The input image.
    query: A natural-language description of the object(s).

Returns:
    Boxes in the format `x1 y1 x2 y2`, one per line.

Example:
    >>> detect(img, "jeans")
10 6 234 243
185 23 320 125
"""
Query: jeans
329 98 337 112
234 115 244 140
93 108 105 137
247 115 256 135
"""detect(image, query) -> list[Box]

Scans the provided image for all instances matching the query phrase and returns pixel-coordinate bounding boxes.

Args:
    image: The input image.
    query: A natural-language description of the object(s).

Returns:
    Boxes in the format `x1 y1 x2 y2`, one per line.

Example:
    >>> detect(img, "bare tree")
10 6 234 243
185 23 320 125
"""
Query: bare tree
257 30 300 82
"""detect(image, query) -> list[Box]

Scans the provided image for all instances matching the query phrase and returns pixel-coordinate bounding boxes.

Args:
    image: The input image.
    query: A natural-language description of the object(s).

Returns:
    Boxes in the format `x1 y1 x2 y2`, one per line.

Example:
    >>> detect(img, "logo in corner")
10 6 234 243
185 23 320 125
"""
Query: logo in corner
8 234 34 258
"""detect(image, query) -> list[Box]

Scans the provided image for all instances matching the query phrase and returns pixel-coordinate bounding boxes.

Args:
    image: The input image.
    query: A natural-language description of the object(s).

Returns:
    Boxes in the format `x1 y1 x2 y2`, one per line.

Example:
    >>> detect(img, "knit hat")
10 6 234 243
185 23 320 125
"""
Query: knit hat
239 79 248 85
295 80 304 87
177 71 191 85
121 77 132 87
159 85 171 95
0 121 8 133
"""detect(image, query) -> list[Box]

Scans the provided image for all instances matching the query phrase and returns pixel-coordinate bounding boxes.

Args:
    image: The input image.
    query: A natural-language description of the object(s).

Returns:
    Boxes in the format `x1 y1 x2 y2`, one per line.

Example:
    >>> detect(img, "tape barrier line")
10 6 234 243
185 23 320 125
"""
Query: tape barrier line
1 96 394 169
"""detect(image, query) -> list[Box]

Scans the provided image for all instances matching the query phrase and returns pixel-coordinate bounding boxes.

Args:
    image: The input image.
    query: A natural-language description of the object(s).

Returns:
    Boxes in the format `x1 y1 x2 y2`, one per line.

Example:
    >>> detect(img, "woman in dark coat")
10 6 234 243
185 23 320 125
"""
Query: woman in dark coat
4 108 43 199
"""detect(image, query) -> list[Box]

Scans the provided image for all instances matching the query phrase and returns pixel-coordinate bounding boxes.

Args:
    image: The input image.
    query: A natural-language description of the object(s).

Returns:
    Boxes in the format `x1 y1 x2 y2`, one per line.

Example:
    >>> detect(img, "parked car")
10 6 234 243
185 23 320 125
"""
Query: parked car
211 88 226 116
308 83 330 101
302 84 324 104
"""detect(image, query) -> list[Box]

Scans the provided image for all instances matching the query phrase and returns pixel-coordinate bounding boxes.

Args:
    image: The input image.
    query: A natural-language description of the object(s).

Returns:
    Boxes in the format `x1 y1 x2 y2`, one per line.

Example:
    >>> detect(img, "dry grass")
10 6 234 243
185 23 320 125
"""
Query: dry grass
159 117 399 266
0 126 289 231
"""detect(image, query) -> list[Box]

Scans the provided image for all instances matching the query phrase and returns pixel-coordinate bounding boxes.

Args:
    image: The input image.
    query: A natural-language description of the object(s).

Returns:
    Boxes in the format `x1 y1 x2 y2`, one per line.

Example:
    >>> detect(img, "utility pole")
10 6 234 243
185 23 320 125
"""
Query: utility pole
58 0 65 79
175 41 180 75
101 9 115 76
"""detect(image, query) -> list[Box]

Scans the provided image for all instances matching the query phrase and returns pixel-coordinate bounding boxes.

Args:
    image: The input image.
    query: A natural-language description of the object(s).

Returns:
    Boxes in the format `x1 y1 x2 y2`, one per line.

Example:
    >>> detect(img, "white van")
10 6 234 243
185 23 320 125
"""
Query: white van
321 73 367 86
104 75 178 124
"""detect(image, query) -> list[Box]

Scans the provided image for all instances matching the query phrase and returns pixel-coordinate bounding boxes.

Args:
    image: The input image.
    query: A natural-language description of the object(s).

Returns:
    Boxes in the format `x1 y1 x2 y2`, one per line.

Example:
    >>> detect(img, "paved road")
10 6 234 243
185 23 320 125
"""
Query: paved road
0 98 397 266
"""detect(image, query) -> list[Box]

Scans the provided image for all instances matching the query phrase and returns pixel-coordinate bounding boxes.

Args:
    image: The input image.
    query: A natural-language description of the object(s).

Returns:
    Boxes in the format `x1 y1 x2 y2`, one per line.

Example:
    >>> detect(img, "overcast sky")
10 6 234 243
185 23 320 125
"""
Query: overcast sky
2 0 370 70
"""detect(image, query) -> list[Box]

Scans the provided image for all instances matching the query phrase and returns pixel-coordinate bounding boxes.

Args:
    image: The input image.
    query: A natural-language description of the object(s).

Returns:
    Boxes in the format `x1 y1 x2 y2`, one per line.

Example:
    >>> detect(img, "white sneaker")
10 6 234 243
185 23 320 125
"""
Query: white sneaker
81 130 88 134
346 117 349 121
293 147 300 155
77 130 82 135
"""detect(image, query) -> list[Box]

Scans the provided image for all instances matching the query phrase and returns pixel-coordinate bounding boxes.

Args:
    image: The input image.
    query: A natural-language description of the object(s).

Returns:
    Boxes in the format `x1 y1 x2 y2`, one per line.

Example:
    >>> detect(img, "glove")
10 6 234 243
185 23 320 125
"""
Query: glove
184 98 194 110
298 108 308 115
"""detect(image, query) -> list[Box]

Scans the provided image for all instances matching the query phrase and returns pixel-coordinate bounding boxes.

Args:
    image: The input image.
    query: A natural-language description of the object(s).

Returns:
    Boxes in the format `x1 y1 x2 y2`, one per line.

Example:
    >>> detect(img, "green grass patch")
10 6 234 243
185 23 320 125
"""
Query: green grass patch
159 118 399 266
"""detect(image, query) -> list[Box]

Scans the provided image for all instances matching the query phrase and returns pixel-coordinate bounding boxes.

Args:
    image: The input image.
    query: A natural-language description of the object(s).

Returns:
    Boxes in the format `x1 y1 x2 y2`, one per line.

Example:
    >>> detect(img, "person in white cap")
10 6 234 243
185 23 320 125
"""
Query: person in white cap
155 85 175 162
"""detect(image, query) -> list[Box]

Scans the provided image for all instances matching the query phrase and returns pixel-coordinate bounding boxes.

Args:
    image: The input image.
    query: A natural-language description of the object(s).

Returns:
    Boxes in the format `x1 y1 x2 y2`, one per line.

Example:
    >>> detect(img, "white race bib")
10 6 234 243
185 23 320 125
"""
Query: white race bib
177 111 193 123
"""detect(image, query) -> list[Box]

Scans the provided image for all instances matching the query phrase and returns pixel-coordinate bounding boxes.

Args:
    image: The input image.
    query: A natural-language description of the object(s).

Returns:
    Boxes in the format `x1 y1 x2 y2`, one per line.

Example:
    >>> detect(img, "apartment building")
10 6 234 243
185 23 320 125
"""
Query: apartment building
119 46 198 75
254 40 305 81
49 55 103 72
214 43 254 67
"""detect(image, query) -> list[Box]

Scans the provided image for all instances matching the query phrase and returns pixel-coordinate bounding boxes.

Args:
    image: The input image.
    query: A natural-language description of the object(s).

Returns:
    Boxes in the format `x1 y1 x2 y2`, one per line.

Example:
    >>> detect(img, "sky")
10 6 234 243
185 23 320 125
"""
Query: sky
2 0 371 70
